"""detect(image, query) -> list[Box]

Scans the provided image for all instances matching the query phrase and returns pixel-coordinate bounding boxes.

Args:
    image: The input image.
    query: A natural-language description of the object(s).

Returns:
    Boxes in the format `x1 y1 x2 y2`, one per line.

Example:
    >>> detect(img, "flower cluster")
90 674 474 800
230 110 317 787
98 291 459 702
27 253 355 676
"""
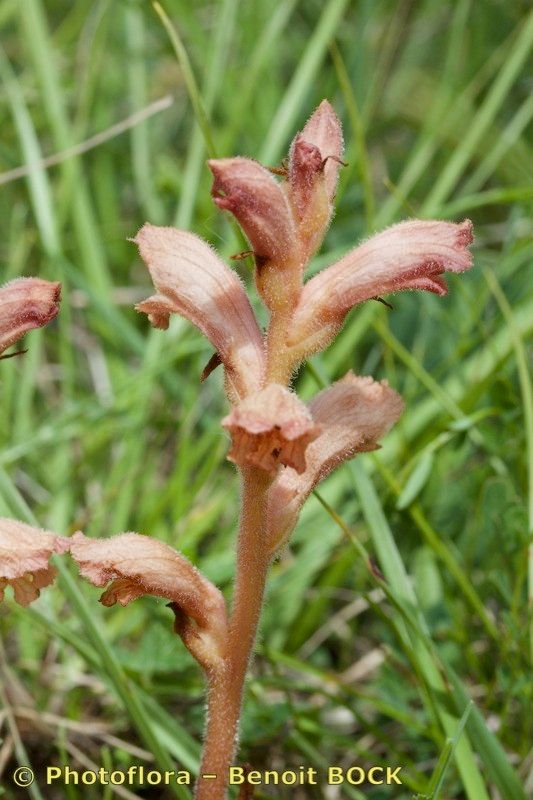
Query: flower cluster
132 99 473 553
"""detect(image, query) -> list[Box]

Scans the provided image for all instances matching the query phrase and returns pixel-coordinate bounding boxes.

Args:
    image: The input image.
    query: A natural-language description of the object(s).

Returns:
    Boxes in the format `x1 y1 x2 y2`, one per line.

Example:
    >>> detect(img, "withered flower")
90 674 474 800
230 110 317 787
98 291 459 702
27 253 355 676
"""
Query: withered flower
222 384 321 475
70 532 228 671
0 278 61 356
134 225 265 401
266 374 404 554
0 518 69 606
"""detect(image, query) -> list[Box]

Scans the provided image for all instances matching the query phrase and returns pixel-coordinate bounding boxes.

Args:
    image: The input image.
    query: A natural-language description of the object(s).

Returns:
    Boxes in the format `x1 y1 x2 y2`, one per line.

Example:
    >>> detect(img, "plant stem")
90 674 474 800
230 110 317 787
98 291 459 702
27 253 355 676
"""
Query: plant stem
195 466 272 800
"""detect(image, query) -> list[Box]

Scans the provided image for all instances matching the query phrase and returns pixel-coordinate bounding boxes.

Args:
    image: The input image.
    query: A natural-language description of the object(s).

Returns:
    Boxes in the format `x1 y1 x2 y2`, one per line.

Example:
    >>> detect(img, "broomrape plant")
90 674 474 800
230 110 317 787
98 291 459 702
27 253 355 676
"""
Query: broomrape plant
0 101 473 800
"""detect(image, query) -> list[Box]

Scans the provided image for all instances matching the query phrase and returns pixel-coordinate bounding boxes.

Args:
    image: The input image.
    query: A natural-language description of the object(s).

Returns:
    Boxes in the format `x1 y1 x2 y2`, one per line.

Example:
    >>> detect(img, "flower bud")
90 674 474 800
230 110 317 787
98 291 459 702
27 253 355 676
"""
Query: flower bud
287 101 344 261
209 157 297 267
296 99 344 202
209 157 302 311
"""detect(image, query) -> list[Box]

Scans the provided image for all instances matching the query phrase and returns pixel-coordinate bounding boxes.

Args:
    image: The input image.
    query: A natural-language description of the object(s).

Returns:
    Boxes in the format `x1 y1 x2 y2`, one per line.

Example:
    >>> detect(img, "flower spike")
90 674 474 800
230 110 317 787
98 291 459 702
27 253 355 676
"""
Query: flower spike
288 219 474 360
266 374 404 553
0 278 61 356
0 519 69 606
133 224 265 401
70 532 228 672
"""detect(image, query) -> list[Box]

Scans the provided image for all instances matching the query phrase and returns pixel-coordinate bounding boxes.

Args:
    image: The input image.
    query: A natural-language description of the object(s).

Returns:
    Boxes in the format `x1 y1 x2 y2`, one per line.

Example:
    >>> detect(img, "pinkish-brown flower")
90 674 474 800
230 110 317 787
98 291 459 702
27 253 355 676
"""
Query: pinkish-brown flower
208 157 301 310
266 374 404 553
0 278 61 355
209 157 297 267
133 224 265 400
288 219 474 360
0 518 69 605
70 532 228 671
222 384 321 475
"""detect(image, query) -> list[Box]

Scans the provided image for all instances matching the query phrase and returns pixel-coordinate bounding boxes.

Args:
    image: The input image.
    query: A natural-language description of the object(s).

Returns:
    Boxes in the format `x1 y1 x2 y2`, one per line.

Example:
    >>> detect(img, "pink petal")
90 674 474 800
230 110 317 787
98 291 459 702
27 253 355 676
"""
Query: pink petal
133 224 265 399
288 219 474 355
0 278 61 355
0 518 69 605
266 374 403 553
222 384 321 475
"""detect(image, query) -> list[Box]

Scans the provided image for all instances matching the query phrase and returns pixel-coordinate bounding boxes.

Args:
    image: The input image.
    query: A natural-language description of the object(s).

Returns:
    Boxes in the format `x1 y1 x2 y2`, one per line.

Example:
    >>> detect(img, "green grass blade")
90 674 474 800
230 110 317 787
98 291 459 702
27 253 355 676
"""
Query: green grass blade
259 0 350 164
425 702 473 800
423 12 533 214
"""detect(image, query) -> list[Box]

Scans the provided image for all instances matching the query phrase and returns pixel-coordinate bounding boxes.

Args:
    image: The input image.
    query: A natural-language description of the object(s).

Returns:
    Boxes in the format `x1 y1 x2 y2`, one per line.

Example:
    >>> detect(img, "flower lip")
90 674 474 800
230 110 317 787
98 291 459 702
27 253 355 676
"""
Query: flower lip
222 384 321 474
0 518 69 605
0 278 61 355
69 531 225 622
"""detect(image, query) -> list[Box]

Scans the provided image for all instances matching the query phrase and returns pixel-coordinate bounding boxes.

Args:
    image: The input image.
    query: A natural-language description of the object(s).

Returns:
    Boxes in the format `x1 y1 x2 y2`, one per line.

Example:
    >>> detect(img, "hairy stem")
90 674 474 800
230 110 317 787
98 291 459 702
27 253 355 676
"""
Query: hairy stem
195 466 272 800
265 309 294 385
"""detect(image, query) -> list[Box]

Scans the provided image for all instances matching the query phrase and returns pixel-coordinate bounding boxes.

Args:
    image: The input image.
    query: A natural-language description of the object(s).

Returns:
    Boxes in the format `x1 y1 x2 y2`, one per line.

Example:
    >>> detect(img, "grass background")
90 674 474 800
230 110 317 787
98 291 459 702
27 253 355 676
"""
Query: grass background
0 0 531 798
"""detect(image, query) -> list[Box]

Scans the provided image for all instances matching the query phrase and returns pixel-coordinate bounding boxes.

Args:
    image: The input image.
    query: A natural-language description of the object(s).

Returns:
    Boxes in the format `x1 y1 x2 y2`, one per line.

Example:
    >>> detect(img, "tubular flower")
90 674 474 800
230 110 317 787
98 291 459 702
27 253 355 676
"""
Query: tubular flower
208 157 301 311
209 157 298 268
0 519 69 606
222 384 321 475
70 532 228 671
266 374 404 554
288 219 474 361
133 224 265 401
0 278 61 356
